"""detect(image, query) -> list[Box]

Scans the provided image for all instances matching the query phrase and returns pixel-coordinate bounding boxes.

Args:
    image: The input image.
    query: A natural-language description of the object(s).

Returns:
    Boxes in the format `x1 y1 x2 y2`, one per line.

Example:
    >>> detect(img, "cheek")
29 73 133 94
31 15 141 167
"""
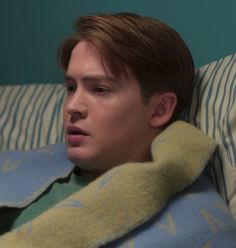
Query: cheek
96 102 147 136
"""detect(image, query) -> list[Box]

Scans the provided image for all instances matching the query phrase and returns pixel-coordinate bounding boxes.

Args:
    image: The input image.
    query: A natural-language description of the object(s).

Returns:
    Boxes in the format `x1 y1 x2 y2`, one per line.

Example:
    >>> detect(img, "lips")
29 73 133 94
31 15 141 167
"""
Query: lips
66 125 89 145
66 126 89 136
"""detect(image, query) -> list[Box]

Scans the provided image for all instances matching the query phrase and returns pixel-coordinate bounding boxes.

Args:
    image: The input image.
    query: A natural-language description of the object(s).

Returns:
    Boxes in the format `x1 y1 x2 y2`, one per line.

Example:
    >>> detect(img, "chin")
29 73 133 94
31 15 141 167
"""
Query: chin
67 146 85 161
66 146 97 168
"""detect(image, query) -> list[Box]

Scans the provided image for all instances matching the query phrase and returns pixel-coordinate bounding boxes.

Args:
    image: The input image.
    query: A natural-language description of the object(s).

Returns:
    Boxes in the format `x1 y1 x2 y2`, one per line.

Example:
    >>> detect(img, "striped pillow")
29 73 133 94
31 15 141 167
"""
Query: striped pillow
183 52 236 218
0 84 65 151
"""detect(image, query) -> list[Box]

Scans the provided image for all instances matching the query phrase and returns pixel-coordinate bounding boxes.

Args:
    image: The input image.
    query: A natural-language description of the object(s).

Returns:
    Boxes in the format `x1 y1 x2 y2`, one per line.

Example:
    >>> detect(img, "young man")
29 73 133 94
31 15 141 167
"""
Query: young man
1 12 236 248
59 12 194 177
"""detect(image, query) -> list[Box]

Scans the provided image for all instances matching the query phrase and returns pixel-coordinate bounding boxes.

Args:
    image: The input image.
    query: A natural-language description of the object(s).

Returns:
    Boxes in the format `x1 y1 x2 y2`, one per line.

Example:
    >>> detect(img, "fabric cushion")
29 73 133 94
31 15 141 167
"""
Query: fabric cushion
0 84 65 151
183 52 236 218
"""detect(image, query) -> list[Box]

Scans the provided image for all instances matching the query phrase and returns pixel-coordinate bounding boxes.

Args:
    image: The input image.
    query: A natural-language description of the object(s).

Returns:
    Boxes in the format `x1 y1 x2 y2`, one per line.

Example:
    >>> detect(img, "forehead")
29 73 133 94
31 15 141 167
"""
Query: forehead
67 41 143 97
68 41 106 74
68 40 135 82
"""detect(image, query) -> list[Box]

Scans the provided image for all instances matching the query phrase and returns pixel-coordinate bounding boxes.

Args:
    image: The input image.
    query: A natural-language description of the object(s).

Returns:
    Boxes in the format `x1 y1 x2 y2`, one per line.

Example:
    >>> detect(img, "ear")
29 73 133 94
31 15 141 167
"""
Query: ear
149 92 177 128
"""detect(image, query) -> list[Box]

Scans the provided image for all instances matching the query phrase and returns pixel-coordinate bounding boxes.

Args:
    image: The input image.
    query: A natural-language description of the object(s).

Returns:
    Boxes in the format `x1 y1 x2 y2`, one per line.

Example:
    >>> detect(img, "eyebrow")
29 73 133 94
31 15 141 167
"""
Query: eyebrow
64 74 116 84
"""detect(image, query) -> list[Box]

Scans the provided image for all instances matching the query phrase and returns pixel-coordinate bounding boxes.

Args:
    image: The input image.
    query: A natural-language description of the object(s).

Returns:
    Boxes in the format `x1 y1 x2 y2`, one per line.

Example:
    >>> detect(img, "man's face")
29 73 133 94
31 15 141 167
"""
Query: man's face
63 40 156 176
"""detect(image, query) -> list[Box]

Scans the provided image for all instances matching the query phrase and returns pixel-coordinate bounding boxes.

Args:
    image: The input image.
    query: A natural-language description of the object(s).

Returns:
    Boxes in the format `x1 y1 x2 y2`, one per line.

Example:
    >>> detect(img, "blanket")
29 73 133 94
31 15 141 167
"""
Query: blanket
0 144 74 208
0 121 219 247
105 176 236 248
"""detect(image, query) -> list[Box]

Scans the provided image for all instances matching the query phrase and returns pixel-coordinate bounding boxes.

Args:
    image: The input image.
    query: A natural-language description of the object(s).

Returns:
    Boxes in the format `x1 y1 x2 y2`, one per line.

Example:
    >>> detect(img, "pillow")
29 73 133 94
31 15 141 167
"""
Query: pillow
183 52 236 219
0 84 65 151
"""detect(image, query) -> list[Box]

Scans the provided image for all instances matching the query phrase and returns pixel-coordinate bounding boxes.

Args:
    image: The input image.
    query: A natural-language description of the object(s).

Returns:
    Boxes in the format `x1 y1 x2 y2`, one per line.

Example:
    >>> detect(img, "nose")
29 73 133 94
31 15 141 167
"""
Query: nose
64 91 88 122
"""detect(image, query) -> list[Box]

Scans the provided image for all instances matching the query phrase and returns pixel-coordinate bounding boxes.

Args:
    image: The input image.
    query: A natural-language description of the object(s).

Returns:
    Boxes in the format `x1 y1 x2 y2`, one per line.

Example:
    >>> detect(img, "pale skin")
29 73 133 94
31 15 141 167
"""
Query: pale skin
63 40 177 177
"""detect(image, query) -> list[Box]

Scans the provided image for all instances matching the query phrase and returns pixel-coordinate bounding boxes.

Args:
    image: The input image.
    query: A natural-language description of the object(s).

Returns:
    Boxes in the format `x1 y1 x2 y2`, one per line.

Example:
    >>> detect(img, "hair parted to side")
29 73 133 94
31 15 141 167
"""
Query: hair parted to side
57 12 194 122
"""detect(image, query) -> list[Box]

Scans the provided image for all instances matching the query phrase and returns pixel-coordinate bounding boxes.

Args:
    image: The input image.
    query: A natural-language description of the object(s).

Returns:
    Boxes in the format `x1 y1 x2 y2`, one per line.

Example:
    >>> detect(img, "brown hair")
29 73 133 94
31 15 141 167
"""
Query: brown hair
57 12 194 121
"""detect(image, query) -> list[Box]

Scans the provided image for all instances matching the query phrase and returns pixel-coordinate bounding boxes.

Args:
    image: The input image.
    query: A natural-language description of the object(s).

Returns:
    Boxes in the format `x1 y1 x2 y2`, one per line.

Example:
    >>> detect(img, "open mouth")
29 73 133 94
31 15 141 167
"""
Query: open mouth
67 126 89 136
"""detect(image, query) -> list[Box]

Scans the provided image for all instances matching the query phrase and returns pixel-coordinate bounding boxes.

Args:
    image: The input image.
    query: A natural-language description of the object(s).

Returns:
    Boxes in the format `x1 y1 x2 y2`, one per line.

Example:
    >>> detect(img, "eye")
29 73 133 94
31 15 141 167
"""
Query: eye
65 83 76 94
93 85 109 94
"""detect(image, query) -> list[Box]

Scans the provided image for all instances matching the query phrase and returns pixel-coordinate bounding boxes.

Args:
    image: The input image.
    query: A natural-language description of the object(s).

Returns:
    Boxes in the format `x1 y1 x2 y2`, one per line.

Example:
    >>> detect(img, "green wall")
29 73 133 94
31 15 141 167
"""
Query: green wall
0 0 236 85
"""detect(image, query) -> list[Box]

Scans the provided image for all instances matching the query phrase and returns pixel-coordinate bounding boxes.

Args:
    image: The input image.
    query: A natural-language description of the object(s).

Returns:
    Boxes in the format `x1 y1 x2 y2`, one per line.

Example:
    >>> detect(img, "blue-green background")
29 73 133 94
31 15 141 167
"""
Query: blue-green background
0 0 235 85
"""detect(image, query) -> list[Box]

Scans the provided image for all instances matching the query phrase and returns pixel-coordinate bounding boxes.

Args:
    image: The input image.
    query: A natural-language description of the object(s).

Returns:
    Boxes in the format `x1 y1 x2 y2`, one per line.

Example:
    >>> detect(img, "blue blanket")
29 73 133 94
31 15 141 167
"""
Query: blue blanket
0 144 74 208
105 176 236 248
0 121 235 247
